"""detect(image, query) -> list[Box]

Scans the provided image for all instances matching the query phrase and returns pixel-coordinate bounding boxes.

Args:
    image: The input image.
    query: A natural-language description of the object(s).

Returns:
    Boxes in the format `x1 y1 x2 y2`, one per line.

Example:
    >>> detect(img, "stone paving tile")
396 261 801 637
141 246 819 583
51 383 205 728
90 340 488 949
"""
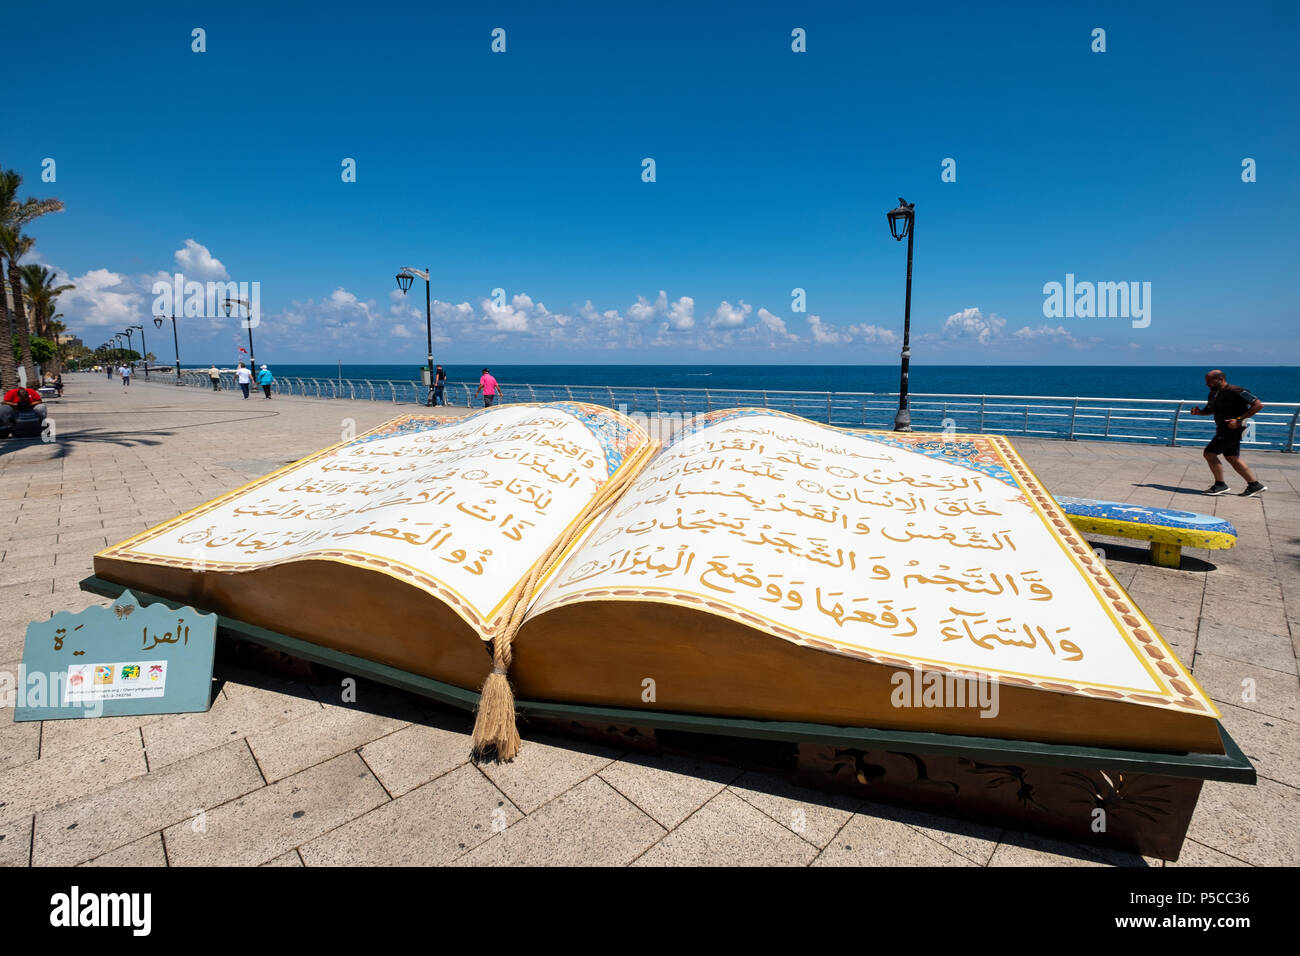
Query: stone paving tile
635 789 817 866
247 699 416 783
814 809 977 867
1196 620 1297 675
598 752 740 830
141 680 322 770
0 815 31 867
987 830 1111 866
79 833 168 867
458 776 663 866
1167 838 1250 867
358 711 475 797
854 799 1005 866
32 739 264 866
39 713 167 757
476 734 621 814
0 728 147 826
0 717 40 772
727 771 860 848
161 752 388 867
1212 702 1299 789
302 764 520 866
1182 778 1300 867
1192 653 1300 723
261 850 303 867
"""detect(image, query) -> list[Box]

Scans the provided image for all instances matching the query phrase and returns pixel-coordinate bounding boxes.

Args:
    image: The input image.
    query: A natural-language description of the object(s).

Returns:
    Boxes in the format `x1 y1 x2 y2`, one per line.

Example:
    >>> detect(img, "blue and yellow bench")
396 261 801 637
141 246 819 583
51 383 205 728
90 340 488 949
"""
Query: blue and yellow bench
1054 496 1238 568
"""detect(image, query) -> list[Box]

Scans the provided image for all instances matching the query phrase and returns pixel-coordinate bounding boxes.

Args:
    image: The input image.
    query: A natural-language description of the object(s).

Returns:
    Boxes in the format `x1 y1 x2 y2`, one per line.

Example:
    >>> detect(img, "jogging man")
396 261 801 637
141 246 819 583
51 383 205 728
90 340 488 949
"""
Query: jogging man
1190 369 1267 497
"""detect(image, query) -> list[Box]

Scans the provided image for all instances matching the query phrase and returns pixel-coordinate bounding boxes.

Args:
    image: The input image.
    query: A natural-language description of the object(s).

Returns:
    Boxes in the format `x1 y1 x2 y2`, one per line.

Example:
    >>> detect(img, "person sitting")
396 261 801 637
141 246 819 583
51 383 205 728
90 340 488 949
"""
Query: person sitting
0 385 48 438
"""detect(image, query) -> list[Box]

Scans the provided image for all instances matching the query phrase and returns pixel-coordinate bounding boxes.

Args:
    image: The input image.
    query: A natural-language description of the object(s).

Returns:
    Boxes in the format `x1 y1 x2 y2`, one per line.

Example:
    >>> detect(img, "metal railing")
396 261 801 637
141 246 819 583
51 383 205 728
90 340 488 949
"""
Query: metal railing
169 372 1300 452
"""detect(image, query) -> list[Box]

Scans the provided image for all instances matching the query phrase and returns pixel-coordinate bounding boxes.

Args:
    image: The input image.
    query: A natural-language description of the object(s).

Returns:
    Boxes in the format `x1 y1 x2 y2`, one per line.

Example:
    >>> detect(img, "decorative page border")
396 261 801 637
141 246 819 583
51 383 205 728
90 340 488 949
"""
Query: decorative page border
530 414 1218 718
98 404 654 637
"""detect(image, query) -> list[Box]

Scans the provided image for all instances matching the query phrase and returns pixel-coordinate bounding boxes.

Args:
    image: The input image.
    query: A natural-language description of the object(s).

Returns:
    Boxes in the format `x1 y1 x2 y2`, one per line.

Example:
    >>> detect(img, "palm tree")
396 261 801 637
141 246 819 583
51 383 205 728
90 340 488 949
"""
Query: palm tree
0 228 38 384
20 263 74 339
0 256 15 389
0 168 64 386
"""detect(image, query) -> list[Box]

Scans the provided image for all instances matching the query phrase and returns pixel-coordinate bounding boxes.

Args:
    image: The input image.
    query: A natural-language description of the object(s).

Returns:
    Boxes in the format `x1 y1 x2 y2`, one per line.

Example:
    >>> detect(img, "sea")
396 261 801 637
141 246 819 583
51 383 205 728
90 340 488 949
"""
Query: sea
205 365 1300 401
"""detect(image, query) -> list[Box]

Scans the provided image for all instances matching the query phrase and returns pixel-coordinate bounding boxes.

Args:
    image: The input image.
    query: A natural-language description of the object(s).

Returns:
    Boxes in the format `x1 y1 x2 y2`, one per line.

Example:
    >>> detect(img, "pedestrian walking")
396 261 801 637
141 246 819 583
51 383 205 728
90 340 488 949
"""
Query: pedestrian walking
476 368 504 408
106 365 113 380
235 362 252 400
433 365 447 406
257 364 274 399
1191 369 1267 497
208 365 222 390
120 364 131 388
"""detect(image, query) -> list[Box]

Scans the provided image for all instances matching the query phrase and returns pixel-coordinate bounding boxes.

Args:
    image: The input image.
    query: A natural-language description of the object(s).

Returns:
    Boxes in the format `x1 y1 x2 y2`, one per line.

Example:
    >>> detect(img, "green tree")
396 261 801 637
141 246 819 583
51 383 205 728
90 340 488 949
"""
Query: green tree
11 334 55 366
0 167 64 386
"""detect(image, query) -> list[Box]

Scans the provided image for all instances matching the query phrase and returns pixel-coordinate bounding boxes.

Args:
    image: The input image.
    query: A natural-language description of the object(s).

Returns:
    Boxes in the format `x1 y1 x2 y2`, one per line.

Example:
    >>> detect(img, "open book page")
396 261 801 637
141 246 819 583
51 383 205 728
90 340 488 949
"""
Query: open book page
526 408 1216 718
98 403 653 636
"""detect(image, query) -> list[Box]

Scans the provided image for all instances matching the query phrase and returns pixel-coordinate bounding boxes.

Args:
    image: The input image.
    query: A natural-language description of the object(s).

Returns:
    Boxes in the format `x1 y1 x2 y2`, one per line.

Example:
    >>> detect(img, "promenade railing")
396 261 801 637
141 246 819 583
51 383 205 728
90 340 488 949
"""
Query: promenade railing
172 372 1300 452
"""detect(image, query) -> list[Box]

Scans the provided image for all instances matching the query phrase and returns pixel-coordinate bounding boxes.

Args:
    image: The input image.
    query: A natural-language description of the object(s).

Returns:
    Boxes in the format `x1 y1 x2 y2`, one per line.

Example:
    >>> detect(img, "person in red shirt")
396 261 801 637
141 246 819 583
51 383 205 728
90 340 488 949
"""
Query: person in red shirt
0 386 47 437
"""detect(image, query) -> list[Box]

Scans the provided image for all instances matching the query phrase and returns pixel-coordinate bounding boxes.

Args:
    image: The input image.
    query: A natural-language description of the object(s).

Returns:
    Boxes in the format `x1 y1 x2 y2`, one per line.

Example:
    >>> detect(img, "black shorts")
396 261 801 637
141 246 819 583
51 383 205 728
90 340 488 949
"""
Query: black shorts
1206 429 1242 456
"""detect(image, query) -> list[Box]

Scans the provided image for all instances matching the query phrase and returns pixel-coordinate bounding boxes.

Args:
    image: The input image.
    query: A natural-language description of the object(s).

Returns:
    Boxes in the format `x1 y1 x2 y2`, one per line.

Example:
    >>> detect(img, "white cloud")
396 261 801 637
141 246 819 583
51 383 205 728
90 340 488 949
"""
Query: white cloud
940 307 1006 345
1012 324 1073 342
667 295 694 330
59 269 143 329
807 314 897 346
173 239 229 281
710 299 752 328
756 308 788 336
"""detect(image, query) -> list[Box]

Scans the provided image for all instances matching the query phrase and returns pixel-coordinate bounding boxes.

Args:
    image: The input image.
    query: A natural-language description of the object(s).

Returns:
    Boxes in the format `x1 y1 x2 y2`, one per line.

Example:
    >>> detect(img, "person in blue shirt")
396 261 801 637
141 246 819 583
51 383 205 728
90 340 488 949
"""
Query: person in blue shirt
257 365 275 399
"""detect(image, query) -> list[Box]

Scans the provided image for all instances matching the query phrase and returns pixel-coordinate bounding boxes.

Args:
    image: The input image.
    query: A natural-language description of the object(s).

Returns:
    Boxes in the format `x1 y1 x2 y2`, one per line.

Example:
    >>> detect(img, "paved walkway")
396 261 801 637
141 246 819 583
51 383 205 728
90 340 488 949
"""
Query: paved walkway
1 374 1297 866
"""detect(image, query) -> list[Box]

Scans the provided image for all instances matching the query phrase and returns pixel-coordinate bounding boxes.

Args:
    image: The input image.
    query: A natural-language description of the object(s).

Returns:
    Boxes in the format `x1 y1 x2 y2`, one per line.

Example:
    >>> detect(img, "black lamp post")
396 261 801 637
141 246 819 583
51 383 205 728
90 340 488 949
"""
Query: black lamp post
223 294 255 372
887 197 916 432
395 266 434 406
119 328 135 370
114 333 127 366
154 308 182 384
128 324 148 379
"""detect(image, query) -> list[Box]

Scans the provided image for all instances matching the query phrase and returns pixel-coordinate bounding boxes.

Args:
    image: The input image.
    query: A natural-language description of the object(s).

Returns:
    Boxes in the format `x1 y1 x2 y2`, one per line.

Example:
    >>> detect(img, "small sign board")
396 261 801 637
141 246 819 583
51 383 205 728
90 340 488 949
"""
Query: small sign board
10 591 217 721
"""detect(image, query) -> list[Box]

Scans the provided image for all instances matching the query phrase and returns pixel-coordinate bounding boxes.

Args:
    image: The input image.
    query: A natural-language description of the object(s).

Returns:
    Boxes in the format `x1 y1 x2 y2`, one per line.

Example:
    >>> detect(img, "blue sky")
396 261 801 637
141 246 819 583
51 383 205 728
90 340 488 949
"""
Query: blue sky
4 0 1297 365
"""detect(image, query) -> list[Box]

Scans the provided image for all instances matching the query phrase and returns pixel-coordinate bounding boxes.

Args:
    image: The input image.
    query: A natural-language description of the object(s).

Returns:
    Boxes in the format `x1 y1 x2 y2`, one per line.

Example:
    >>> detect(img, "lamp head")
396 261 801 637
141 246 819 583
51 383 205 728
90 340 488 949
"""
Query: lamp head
223 294 233 317
887 198 915 241
396 271 414 295
153 316 163 328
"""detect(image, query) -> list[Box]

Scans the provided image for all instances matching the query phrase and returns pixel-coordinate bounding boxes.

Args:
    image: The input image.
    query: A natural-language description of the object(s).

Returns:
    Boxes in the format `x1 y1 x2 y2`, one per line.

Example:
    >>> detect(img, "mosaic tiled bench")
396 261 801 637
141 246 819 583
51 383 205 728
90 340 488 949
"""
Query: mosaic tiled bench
1054 497 1237 568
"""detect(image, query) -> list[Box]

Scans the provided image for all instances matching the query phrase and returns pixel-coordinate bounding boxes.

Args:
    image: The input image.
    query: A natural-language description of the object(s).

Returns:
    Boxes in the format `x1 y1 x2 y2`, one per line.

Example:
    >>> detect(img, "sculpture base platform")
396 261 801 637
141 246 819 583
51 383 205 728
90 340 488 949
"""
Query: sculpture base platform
80 576 1254 862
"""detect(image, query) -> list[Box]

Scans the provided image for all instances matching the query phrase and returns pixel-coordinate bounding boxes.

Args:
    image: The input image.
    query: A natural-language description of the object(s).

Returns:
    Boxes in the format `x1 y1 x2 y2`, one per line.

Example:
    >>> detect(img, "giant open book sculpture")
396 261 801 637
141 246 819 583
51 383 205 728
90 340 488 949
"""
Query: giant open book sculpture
88 404 1252 858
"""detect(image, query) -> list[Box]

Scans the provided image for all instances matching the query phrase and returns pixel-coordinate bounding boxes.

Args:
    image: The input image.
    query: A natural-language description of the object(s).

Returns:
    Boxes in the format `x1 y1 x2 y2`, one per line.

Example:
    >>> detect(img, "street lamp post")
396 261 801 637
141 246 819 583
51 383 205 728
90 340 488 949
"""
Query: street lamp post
154 307 182 384
114 333 127 366
119 329 135 370
128 324 148 379
887 198 916 432
223 294 256 372
395 266 434 406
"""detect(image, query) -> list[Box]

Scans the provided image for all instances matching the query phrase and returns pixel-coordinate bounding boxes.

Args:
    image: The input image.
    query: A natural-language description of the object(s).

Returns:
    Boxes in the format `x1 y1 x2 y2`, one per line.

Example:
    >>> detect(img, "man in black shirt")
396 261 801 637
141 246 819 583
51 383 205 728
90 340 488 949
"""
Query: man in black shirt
1190 369 1266 496
432 365 446 407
